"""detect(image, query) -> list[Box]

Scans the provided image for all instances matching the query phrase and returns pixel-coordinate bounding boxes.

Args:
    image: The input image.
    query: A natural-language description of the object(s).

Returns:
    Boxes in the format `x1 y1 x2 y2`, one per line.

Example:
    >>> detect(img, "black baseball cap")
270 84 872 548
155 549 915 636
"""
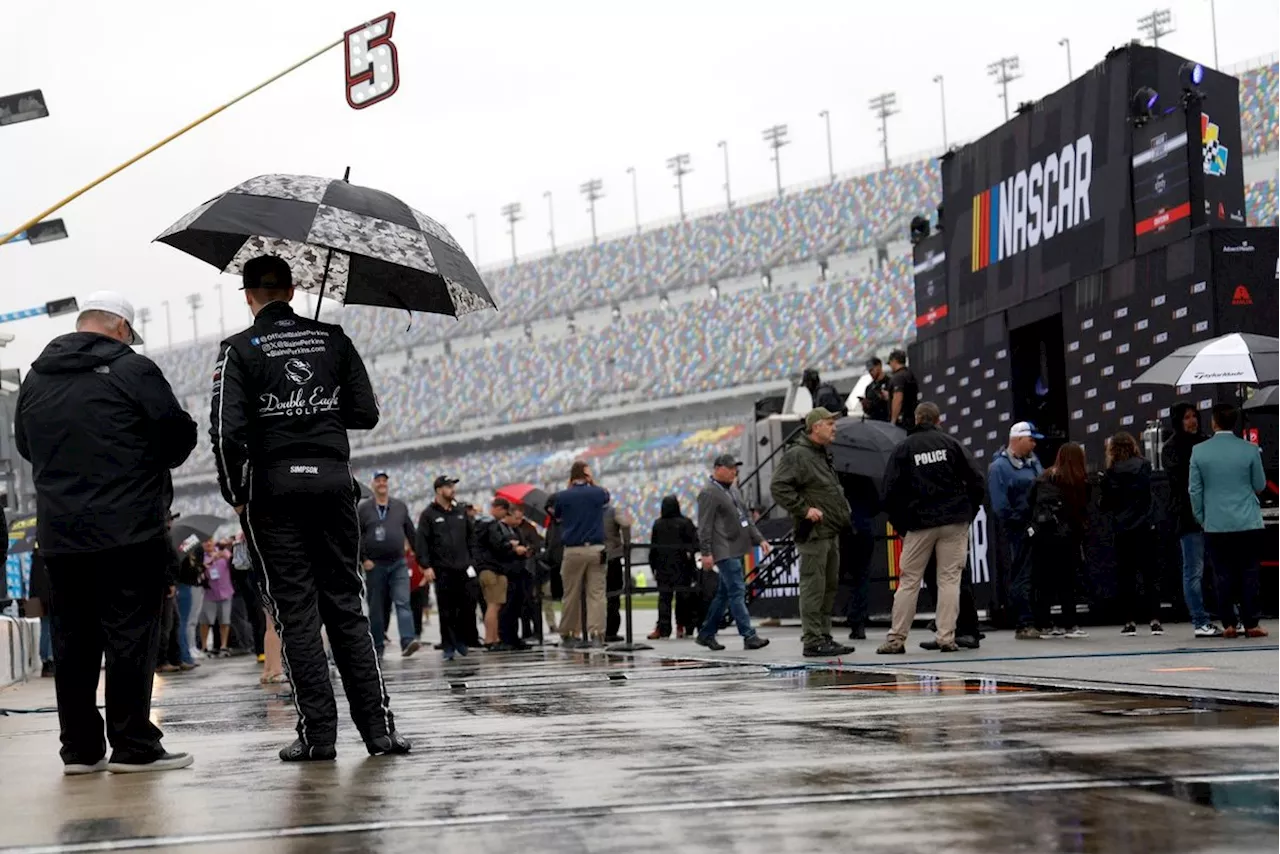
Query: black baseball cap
433 475 459 490
241 255 293 290
865 356 882 369
712 453 743 469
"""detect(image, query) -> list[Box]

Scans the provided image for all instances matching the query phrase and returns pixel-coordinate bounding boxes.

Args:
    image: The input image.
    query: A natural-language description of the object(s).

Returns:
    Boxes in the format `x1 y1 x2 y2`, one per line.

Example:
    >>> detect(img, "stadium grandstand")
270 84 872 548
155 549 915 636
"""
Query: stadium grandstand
167 59 1279 532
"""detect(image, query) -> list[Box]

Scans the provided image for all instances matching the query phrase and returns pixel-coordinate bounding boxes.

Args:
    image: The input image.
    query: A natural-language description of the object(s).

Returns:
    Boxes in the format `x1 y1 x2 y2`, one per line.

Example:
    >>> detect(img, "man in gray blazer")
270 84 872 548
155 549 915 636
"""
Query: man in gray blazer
694 454 772 651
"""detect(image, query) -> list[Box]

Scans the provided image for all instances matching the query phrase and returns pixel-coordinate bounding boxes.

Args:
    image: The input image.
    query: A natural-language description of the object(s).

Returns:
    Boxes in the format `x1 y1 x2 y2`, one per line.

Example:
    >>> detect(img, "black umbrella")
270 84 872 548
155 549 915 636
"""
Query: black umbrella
1244 385 1278 411
155 173 496 318
830 418 906 482
169 514 229 549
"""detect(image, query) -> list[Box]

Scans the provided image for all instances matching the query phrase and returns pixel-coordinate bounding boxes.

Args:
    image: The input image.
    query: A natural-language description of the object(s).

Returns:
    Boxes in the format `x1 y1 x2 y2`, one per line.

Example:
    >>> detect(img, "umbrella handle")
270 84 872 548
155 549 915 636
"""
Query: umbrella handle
314 248 335 320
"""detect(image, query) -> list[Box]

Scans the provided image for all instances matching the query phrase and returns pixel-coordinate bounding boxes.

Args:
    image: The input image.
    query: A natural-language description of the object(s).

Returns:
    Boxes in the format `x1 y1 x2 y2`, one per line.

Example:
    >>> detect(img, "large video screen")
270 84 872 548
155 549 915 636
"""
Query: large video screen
912 233 948 333
1131 110 1192 255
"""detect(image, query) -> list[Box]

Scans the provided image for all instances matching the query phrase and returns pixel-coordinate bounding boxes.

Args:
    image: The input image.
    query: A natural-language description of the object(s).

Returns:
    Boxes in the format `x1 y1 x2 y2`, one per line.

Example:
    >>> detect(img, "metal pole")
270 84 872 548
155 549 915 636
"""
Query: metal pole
543 190 556 253
466 212 478 263
213 281 225 338
933 76 948 150
1 29 359 246
819 111 834 183
626 167 640 235
1058 38 1073 81
717 141 732 209
607 544 651 652
1208 0 1219 67
161 301 172 349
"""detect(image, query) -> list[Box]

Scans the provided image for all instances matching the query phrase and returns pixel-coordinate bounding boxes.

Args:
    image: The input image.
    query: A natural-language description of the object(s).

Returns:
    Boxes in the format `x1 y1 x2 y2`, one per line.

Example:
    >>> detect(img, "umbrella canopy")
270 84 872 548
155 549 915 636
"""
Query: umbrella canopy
494 483 550 519
1133 333 1279 387
830 418 906 482
169 514 229 549
1244 384 1278 411
155 174 496 318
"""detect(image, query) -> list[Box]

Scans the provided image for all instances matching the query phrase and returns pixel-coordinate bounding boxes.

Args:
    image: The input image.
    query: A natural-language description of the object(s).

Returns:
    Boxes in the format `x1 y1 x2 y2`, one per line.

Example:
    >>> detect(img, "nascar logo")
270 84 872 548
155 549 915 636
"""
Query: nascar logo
971 134 1093 272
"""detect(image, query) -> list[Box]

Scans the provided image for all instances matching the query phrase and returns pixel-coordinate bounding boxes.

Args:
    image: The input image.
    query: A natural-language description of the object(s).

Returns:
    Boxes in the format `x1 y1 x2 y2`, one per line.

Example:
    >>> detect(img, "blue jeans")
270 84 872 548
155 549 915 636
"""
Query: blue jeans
176 584 197 665
39 615 52 663
699 557 756 640
1180 532 1210 626
366 559 414 654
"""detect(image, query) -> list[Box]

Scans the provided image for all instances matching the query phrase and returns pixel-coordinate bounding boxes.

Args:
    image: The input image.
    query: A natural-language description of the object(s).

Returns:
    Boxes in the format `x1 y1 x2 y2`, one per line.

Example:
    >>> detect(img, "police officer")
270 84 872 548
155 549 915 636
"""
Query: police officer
210 255 409 762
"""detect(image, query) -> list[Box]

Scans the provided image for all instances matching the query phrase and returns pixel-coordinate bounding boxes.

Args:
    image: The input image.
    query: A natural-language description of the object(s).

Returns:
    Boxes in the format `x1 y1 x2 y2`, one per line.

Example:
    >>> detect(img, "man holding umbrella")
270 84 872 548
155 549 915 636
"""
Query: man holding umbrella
211 255 409 761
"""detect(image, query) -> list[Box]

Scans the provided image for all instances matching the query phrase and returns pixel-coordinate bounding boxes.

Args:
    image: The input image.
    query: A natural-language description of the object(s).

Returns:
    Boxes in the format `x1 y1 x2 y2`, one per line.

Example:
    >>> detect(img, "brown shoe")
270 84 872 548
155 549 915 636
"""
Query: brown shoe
876 640 906 655
647 629 665 640
1245 627 1269 638
1223 625 1239 639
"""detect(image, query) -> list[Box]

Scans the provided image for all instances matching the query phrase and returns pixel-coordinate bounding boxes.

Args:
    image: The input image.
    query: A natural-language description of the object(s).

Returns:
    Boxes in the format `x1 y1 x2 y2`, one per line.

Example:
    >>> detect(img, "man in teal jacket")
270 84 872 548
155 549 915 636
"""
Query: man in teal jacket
1189 403 1267 638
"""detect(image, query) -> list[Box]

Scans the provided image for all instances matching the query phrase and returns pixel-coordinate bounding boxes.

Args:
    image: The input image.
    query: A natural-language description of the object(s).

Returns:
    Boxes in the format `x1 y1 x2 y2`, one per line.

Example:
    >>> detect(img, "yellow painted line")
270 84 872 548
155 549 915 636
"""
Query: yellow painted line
1151 666 1216 673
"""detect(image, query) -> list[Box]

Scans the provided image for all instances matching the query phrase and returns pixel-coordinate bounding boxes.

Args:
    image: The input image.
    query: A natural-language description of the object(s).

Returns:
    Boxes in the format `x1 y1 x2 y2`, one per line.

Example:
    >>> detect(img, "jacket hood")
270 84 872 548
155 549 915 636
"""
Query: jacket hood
31 332 135 375
1110 456 1148 476
660 495 681 518
1168 401 1202 436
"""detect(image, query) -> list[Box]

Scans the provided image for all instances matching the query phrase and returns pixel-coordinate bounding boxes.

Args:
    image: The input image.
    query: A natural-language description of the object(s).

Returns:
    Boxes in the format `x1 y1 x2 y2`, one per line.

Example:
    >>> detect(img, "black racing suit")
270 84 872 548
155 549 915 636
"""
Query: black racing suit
210 299 393 748
416 501 479 653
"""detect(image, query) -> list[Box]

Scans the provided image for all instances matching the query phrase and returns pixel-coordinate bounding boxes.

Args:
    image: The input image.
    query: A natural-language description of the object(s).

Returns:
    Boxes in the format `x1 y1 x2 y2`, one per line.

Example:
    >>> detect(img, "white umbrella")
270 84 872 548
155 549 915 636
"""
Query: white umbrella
1133 333 1279 386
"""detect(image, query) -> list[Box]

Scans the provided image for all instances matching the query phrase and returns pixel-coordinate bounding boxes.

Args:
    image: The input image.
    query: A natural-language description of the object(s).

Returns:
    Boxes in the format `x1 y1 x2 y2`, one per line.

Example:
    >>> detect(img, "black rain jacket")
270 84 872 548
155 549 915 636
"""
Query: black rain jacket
15 333 196 554
881 423 985 533
416 500 478 571
209 301 378 506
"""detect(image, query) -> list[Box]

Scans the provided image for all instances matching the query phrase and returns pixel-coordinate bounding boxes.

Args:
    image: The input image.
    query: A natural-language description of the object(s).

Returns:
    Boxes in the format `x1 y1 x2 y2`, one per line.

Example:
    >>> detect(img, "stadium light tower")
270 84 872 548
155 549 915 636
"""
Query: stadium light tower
716 141 732 209
186 292 202 341
666 154 692 221
1058 38 1073 81
543 191 556 254
987 56 1022 123
501 202 523 265
580 178 604 246
818 111 835 183
161 300 172 349
932 76 948 150
136 307 151 352
868 92 898 170
1137 8 1175 47
466 212 478 264
762 124 790 199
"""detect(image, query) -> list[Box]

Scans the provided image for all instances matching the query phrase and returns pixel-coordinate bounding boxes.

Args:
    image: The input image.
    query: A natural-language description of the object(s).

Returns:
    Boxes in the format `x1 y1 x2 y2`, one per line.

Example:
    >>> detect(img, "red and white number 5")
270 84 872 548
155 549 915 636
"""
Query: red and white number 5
344 12 399 110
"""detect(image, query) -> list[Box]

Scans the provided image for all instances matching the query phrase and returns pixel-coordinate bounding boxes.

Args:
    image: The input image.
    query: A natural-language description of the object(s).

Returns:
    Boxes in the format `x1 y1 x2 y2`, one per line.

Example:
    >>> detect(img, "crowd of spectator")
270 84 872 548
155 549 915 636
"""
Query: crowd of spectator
1238 61 1278 156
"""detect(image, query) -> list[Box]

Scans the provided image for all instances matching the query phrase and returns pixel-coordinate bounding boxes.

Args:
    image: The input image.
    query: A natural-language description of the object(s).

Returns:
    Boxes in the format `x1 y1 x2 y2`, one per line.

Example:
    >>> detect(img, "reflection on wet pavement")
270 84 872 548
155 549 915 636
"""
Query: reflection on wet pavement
0 646 1275 853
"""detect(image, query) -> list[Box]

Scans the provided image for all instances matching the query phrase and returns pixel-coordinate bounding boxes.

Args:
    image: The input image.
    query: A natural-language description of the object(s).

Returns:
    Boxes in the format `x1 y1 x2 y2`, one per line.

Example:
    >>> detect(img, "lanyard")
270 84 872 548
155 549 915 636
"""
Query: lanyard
712 478 749 524
376 502 389 522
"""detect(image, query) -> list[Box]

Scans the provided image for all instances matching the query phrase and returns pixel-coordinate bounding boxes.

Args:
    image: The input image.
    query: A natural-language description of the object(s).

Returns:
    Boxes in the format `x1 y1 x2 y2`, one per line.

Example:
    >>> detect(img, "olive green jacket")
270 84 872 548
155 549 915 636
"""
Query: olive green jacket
770 435 852 540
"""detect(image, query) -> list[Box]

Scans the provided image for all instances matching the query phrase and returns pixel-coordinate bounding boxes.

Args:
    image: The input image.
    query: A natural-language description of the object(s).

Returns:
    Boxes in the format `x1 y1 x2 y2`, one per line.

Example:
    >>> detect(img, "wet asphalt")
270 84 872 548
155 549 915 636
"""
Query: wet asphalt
0 621 1275 853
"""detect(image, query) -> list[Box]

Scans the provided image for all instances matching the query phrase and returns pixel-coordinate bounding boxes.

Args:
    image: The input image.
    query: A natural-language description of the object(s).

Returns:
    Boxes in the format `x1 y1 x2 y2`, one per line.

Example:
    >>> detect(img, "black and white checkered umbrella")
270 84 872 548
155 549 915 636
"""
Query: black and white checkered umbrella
155 174 495 317
1133 333 1279 386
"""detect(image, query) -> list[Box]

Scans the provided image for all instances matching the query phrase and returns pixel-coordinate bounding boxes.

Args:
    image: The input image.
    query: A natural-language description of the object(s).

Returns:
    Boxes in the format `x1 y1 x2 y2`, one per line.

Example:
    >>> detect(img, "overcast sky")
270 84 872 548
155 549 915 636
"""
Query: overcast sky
1 0 1275 370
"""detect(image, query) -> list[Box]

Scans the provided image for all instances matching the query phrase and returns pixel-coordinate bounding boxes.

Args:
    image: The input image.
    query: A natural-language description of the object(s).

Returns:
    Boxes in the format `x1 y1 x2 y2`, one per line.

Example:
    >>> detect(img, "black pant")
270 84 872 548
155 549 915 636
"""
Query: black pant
1005 528 1035 629
605 556 624 638
1114 527 1159 624
1206 530 1262 629
434 569 475 652
46 537 170 765
841 529 874 630
158 594 182 667
410 584 428 638
1032 532 1080 628
499 571 530 645
654 567 677 636
232 569 265 654
242 495 394 747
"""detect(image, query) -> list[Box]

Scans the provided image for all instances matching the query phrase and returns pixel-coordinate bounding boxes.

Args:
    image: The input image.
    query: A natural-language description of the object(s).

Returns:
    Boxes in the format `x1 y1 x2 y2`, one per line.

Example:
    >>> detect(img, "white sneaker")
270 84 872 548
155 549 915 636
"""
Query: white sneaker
1064 628 1090 639
1049 627 1067 637
63 759 108 775
1194 624 1223 638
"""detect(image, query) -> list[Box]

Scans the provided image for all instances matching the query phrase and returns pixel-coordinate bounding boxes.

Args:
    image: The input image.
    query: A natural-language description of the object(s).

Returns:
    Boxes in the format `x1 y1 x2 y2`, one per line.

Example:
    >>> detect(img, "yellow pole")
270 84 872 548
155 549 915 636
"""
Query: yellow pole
0 31 353 248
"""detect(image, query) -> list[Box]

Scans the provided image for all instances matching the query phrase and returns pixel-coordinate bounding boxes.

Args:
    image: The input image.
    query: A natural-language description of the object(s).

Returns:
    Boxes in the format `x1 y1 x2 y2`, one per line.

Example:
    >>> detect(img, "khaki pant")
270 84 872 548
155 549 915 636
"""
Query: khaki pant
798 537 840 648
559 546 605 638
888 523 969 646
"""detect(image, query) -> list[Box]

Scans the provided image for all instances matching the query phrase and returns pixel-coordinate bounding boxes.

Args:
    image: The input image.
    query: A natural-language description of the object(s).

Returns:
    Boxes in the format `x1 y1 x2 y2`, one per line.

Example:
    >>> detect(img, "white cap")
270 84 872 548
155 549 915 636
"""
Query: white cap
1009 421 1044 440
78 290 143 345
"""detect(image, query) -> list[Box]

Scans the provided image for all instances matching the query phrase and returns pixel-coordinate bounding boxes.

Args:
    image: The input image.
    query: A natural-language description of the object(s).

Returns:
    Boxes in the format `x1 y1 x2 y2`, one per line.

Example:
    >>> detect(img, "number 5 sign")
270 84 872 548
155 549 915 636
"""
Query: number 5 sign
345 12 400 109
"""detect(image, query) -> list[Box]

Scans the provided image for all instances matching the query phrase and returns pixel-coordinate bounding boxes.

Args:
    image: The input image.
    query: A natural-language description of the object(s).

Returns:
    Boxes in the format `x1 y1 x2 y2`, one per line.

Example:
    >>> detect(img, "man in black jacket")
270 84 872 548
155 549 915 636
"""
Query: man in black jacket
16 291 197 774
474 497 529 650
1161 402 1219 637
210 255 408 761
416 475 477 660
877 402 984 654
